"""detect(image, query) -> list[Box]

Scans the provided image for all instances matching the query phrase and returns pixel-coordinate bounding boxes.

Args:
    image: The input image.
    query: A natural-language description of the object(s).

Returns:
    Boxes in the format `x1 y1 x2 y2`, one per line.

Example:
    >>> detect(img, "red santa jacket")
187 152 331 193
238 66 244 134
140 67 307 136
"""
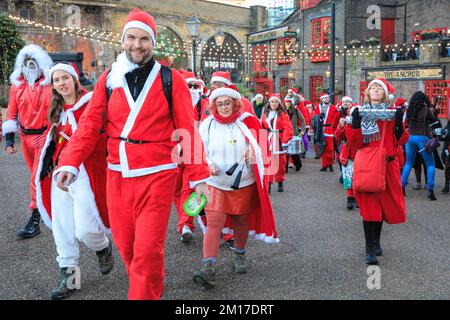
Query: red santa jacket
199 112 278 243
35 91 110 232
313 103 338 138
56 53 210 187
241 97 257 117
297 102 312 128
261 110 294 154
3 77 51 135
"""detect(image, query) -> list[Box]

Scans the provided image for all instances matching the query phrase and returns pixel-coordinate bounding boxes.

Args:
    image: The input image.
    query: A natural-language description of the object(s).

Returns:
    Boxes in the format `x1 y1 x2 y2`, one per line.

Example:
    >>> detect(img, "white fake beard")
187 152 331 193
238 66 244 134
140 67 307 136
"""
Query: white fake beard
190 89 201 107
22 65 42 86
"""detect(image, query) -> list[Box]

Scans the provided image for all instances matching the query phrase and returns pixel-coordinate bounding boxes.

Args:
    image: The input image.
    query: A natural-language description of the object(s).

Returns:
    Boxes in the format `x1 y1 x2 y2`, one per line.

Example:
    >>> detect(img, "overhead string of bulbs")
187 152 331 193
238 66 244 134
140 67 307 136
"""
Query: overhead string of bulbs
10 15 449 64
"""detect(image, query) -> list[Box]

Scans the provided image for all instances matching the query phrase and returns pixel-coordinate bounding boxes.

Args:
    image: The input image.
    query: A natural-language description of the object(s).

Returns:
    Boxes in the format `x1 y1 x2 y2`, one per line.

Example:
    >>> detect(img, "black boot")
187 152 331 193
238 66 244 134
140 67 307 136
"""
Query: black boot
96 241 114 275
363 221 378 265
320 167 327 172
442 180 449 193
50 268 74 300
268 183 272 194
277 182 284 192
17 209 41 239
328 166 334 172
339 175 344 184
346 197 355 210
427 189 437 201
374 222 383 256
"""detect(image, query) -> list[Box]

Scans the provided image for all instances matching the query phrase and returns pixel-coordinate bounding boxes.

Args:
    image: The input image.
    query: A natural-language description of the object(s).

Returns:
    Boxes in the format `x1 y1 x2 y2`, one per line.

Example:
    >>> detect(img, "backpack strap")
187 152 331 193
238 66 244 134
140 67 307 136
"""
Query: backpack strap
197 98 202 121
160 65 173 118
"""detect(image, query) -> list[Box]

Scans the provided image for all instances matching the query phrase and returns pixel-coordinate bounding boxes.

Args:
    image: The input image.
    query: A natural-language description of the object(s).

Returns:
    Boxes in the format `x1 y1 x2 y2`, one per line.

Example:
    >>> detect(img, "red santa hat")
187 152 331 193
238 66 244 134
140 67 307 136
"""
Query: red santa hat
268 94 282 104
341 96 353 103
284 96 293 102
180 70 197 83
122 8 156 45
289 87 298 94
320 93 330 100
197 78 205 87
49 62 79 81
209 86 241 102
394 97 406 107
368 78 395 98
211 71 231 85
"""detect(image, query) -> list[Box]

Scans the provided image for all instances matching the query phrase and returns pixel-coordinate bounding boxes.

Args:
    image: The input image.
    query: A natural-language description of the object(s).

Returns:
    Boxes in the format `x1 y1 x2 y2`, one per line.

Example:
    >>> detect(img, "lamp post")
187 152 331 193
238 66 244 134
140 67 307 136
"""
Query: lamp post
245 74 251 89
215 30 225 71
288 71 295 88
186 14 202 73
329 0 336 103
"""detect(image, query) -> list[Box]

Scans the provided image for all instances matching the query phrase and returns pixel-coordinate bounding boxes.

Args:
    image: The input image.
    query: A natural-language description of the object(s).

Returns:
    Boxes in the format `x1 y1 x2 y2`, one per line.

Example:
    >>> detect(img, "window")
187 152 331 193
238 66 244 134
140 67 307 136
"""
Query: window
310 76 324 106
425 80 450 119
19 9 30 19
310 17 331 47
276 37 295 64
252 45 268 73
360 81 369 105
280 77 289 98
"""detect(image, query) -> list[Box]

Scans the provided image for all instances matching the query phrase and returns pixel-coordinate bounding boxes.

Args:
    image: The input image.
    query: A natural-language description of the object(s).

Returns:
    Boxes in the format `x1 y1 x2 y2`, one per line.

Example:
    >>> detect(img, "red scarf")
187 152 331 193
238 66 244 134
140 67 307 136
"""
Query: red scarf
212 111 241 124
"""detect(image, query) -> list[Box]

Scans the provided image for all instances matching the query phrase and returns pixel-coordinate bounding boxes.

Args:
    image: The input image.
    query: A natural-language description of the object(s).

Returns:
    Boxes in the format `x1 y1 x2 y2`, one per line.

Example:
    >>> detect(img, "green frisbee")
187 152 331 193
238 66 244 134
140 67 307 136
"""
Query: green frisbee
183 192 207 217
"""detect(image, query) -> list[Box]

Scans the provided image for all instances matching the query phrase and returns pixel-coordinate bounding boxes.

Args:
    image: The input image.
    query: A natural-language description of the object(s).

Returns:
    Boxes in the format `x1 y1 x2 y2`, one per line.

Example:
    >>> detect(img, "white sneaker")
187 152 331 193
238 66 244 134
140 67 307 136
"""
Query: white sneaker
181 225 193 243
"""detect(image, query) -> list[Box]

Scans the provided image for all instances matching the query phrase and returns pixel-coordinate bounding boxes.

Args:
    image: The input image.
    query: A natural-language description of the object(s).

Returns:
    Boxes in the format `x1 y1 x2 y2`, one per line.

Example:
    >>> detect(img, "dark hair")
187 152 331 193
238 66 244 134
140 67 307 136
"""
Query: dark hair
264 100 287 117
407 91 431 120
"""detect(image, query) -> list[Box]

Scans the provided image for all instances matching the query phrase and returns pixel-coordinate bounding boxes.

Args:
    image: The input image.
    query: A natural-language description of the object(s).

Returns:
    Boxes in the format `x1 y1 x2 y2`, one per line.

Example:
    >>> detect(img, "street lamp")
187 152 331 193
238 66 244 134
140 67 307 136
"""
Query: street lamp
215 30 225 70
245 74 251 88
186 14 202 73
288 71 295 87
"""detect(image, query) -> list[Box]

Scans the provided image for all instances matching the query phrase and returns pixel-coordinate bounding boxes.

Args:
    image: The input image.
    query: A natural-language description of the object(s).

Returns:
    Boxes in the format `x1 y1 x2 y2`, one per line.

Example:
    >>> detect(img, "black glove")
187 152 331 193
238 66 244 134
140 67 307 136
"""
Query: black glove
351 108 361 129
5 132 15 149
394 109 404 140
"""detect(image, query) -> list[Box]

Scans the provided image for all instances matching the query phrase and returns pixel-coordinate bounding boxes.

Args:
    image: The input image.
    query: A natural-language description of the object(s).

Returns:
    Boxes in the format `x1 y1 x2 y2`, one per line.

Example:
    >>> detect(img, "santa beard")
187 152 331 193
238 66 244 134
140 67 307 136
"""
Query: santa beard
22 60 42 86
190 89 201 107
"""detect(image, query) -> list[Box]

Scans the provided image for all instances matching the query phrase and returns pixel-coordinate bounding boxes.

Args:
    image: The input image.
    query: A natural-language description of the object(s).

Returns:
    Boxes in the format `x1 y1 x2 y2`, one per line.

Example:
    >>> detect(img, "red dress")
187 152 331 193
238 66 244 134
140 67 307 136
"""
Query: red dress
261 110 294 183
345 116 409 223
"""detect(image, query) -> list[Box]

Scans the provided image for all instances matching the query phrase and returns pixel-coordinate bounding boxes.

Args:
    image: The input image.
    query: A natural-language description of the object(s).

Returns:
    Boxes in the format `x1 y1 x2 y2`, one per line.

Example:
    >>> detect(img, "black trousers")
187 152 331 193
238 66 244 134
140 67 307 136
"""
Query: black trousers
286 154 302 172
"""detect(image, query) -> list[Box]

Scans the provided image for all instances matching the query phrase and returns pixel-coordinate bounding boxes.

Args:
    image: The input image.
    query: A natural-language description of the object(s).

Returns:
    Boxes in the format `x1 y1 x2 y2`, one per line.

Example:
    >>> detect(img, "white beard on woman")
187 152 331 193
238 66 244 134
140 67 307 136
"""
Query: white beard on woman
190 89 201 107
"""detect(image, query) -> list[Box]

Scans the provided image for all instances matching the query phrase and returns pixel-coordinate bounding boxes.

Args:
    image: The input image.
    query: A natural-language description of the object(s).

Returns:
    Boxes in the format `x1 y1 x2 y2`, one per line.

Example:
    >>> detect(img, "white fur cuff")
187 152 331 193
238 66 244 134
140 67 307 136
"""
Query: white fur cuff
2 120 19 135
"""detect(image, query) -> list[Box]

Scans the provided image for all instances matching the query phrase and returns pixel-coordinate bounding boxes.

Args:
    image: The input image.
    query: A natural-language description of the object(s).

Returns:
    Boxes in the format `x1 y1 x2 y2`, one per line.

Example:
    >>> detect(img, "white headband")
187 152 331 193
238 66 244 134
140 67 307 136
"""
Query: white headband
49 63 78 81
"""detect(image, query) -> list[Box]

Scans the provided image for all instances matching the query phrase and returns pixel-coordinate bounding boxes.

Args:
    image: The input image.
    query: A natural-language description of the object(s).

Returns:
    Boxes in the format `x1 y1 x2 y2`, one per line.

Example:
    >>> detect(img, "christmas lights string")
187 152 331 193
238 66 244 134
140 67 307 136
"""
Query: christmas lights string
10 15 450 64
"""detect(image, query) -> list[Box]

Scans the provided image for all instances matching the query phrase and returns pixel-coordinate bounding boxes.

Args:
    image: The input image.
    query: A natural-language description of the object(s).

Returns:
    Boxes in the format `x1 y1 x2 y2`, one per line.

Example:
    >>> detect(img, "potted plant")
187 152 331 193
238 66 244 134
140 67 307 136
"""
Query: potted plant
348 39 362 47
366 36 380 46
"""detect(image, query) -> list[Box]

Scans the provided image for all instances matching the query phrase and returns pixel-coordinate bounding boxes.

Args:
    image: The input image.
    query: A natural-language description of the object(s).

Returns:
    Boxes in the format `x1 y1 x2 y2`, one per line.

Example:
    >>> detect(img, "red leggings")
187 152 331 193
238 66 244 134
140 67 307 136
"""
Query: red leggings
173 164 195 234
203 210 249 259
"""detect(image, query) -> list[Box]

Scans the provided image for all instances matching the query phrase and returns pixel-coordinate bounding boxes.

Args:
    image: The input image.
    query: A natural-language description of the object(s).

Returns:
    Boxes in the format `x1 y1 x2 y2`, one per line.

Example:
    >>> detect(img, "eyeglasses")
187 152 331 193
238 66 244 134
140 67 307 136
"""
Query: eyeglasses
188 83 199 89
216 100 233 108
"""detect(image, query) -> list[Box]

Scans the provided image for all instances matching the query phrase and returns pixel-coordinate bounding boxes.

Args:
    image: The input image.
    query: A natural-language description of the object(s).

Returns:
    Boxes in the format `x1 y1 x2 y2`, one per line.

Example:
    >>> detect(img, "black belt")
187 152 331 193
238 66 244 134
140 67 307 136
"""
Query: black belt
20 126 47 135
118 137 149 144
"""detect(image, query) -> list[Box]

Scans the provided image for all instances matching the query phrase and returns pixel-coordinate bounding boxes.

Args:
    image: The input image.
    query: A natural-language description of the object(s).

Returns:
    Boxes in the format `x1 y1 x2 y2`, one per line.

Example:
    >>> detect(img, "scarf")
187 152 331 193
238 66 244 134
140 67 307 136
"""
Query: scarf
213 111 241 124
360 102 396 143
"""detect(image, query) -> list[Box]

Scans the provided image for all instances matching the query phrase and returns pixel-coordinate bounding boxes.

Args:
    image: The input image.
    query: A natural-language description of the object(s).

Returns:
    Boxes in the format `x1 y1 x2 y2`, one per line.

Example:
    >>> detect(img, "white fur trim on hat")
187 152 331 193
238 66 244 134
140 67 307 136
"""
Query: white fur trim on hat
369 79 389 98
122 20 156 45
211 76 231 85
209 88 241 102
10 44 53 87
342 96 353 103
320 94 330 100
255 94 264 100
388 94 395 100
185 78 197 83
49 63 79 81
268 96 282 104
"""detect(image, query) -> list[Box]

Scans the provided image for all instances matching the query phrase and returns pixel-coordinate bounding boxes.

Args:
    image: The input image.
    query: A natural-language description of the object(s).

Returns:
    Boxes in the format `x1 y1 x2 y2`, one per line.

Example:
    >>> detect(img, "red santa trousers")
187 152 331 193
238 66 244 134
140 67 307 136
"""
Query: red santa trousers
173 163 195 234
270 153 287 183
354 158 406 224
106 168 178 300
19 133 45 209
322 137 334 168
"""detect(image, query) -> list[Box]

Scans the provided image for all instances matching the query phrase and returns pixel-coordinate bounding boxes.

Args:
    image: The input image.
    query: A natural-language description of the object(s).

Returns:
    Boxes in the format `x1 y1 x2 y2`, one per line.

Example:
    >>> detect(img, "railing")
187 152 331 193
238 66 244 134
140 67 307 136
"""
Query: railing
381 46 420 62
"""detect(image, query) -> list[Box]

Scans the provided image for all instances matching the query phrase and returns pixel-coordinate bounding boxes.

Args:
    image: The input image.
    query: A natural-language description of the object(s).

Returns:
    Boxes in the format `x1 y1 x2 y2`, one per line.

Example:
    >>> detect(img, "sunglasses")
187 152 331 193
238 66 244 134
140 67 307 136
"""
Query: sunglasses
188 83 199 89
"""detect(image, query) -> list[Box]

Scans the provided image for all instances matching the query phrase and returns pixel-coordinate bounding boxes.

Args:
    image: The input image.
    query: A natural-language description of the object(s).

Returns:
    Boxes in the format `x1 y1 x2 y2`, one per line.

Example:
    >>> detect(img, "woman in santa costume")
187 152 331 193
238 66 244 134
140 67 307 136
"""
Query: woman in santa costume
173 69 209 243
54 8 210 300
2 44 53 239
35 62 113 300
261 94 294 193
313 93 339 172
194 87 279 288
334 100 358 210
346 78 409 265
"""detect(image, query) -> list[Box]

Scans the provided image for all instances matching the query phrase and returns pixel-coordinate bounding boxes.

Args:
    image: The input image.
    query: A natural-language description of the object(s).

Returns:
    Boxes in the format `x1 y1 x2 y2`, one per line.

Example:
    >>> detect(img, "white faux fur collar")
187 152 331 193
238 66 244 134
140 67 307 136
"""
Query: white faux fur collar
106 52 139 90
10 44 53 87
238 112 253 122
67 91 93 113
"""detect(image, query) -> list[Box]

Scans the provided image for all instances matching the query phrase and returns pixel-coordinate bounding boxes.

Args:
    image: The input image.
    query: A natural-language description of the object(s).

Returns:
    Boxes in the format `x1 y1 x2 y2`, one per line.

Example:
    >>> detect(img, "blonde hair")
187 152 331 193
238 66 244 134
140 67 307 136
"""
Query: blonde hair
364 83 387 104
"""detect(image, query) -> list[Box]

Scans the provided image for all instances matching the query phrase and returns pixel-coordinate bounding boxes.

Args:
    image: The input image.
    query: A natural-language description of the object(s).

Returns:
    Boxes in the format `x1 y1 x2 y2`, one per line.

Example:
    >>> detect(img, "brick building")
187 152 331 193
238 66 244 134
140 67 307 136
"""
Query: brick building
248 0 450 119
1 0 267 83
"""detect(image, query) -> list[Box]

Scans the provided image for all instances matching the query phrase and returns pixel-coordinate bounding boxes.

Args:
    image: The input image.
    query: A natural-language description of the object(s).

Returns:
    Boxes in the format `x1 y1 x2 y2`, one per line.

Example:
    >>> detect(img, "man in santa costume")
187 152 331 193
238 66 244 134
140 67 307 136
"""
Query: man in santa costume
54 8 210 300
173 69 209 243
2 44 53 239
210 71 256 117
313 93 339 172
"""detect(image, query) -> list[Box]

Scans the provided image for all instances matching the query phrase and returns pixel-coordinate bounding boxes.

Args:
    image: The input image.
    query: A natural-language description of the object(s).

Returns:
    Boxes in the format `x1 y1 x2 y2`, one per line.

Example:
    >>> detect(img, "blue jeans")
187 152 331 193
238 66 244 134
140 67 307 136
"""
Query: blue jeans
401 135 435 190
